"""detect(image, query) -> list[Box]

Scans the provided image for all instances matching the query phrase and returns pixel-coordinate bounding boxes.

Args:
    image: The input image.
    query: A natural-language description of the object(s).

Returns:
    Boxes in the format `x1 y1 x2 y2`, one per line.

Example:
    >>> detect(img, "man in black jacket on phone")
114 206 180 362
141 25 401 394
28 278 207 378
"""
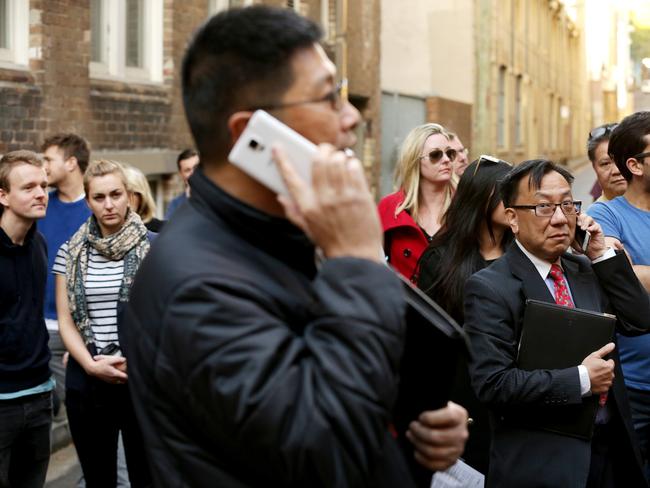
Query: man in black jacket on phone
124 6 467 487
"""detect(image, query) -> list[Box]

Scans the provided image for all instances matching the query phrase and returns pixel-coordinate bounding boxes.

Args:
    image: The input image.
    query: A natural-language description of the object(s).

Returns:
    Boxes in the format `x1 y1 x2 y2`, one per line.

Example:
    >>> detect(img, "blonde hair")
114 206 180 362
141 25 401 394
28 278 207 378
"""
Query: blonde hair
0 150 44 191
394 123 455 221
83 159 129 195
123 165 157 223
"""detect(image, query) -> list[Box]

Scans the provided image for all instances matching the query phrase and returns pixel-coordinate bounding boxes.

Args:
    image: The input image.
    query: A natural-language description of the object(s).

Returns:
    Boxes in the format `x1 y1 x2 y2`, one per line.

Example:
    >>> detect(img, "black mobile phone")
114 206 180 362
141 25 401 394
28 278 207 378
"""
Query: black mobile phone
98 343 122 357
575 227 591 252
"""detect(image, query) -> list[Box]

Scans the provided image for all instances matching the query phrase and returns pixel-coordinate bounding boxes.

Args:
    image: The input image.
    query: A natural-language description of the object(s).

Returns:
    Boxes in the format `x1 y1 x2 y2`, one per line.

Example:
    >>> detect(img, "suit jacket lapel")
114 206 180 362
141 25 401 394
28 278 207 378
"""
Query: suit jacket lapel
505 243 555 304
561 256 597 311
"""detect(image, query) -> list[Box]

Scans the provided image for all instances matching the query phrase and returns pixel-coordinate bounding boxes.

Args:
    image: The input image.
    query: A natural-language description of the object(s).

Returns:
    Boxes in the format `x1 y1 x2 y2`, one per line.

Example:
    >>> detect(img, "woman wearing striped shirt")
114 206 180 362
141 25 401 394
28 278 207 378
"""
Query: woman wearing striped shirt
54 159 151 487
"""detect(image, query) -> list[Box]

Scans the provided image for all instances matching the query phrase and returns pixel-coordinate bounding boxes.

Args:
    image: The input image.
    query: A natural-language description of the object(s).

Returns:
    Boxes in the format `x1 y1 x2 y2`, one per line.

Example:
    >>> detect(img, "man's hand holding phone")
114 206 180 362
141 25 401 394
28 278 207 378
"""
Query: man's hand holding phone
274 144 384 263
573 213 608 261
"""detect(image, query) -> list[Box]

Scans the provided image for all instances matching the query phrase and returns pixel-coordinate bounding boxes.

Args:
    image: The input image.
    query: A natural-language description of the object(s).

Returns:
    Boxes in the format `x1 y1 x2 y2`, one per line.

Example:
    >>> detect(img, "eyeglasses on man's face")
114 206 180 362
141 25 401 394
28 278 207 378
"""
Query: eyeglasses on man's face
632 151 650 162
510 200 582 218
588 123 618 141
251 79 348 112
419 148 457 164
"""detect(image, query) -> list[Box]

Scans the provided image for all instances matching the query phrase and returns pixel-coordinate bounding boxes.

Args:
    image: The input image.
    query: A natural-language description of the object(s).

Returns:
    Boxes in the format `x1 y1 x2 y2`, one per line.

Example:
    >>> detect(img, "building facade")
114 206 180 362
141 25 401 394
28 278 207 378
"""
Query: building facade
380 0 591 194
0 0 382 210
474 0 590 166
380 0 473 194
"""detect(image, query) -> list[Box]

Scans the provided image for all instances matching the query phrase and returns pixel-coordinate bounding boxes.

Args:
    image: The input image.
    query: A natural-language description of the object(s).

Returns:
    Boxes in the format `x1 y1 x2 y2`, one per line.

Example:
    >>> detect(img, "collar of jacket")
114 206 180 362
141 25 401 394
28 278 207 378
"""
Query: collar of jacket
0 222 36 254
188 167 317 277
378 191 420 232
505 241 593 308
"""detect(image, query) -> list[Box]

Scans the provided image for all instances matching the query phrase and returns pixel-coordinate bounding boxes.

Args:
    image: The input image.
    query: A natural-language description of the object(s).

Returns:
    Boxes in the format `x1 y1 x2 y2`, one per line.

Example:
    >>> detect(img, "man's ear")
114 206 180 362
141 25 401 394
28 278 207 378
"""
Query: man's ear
64 156 78 172
505 207 519 235
227 111 254 147
0 188 8 209
627 157 644 178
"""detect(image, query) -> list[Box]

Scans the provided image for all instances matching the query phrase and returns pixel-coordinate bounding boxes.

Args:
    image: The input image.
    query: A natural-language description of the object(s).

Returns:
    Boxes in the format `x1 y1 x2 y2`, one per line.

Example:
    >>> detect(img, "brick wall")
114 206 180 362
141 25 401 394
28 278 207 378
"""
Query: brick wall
166 0 206 150
0 72 44 152
0 0 381 197
426 96 472 150
89 82 171 150
0 0 199 157
31 0 93 139
347 0 382 194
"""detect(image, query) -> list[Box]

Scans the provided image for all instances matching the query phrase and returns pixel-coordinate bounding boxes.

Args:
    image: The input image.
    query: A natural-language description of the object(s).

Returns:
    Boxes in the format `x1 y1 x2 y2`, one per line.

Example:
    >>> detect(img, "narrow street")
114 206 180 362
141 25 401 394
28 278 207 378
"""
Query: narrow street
571 159 596 207
45 444 81 488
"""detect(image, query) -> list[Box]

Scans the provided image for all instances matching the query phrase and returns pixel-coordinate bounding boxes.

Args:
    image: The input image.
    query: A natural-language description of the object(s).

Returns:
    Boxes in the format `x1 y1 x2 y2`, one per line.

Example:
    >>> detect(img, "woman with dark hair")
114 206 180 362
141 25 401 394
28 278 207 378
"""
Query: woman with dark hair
417 155 513 474
419 156 513 322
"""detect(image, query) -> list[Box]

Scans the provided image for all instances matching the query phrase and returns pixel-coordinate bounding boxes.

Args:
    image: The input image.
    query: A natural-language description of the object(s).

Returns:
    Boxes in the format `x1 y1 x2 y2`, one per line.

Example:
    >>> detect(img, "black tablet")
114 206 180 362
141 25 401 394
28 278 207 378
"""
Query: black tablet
392 272 470 486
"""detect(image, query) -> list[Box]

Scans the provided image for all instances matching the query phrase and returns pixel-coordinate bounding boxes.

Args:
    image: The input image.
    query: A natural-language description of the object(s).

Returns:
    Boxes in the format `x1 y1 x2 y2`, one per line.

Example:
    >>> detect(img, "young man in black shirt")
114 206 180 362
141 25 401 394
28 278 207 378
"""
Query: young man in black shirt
0 150 52 488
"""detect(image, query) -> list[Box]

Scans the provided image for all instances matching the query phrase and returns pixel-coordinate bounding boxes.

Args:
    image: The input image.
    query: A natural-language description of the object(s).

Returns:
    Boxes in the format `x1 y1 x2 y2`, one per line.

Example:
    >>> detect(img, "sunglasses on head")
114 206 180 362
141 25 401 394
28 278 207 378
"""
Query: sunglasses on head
419 148 457 164
472 154 511 176
588 123 618 141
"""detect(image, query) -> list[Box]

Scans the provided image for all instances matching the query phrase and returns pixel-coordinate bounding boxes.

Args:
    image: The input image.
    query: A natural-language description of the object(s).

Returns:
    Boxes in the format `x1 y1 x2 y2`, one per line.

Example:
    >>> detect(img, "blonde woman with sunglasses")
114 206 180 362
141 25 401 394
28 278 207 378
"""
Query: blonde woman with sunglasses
378 123 456 281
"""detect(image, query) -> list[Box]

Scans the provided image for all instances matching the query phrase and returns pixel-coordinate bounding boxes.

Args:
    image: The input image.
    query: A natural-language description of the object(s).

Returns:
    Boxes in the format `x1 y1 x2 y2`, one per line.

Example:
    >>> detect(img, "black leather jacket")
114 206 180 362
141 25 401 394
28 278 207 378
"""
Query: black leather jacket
123 168 414 487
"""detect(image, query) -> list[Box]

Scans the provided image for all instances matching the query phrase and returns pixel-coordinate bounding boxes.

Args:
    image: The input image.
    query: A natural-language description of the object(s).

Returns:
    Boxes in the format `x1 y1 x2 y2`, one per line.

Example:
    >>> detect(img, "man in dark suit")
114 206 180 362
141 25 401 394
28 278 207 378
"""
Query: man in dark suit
465 159 650 487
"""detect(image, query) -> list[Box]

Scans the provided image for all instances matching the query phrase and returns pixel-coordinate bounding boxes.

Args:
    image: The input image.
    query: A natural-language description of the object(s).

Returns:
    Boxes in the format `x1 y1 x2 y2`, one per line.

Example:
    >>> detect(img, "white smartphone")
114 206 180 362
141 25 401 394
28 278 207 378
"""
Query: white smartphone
228 110 318 196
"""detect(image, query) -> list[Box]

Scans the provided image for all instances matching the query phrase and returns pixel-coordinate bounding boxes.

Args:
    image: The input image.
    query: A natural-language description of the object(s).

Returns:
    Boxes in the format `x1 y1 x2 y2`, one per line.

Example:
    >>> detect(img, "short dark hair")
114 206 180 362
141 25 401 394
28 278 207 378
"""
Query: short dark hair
176 149 198 170
608 111 650 181
587 123 616 163
181 6 322 164
0 150 44 192
501 159 574 207
41 133 90 172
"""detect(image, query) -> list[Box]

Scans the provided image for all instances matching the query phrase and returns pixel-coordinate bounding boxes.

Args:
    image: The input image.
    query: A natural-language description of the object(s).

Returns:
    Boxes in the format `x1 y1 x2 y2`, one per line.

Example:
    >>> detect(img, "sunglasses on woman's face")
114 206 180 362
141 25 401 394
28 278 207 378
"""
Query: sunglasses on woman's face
419 148 457 164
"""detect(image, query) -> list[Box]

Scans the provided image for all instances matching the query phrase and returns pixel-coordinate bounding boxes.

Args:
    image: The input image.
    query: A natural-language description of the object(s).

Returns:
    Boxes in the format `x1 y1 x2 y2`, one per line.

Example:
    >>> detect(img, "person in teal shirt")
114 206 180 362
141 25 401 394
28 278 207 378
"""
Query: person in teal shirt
588 111 650 482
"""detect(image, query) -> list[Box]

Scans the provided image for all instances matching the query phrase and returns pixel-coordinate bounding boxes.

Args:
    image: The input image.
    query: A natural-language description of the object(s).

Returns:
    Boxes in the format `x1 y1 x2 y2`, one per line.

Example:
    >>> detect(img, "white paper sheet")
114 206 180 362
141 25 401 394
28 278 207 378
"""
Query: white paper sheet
430 459 485 488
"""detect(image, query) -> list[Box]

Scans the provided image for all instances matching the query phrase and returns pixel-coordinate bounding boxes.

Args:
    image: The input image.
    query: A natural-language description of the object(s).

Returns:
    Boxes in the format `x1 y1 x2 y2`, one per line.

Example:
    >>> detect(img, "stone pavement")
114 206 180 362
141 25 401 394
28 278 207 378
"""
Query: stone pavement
45 443 81 488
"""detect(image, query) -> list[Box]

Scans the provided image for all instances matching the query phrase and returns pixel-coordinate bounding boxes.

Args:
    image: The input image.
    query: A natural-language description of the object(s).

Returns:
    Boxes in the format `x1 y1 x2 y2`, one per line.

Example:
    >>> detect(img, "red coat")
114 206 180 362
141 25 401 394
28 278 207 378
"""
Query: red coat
378 191 429 282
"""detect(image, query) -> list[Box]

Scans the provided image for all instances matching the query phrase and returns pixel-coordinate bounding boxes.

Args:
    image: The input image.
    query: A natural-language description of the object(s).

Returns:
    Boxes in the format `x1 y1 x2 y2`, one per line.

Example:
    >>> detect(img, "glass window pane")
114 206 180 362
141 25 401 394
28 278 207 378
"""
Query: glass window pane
497 66 506 147
0 0 8 49
90 0 103 62
514 76 522 146
126 0 144 68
